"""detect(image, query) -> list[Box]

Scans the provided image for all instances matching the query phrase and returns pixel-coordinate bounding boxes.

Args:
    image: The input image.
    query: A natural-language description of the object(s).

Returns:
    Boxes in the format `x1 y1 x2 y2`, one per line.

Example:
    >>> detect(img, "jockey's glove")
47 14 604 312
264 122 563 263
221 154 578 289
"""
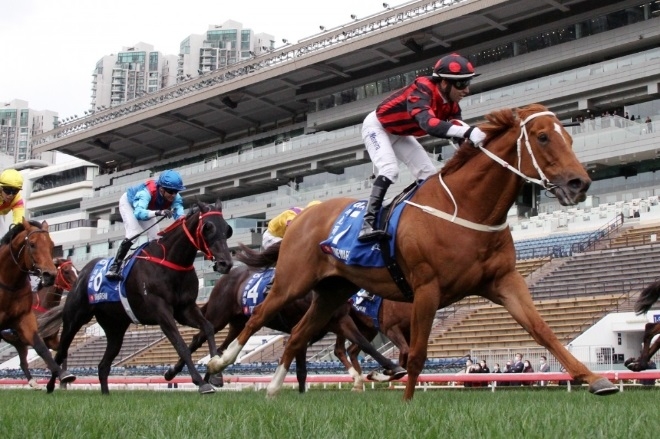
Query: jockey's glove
463 126 486 147
155 209 173 218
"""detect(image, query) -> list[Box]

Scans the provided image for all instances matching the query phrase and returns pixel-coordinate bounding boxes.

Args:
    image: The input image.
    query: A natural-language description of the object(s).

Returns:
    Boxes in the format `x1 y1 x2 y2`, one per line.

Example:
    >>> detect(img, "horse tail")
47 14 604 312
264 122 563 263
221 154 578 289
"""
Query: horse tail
635 280 660 314
235 242 280 269
38 303 65 339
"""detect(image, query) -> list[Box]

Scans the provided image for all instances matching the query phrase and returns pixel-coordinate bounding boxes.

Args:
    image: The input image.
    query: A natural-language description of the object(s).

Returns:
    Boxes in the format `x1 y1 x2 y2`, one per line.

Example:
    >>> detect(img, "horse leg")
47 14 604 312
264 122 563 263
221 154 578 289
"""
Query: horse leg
208 288 294 374
96 325 129 395
294 348 308 393
626 323 660 371
383 325 410 370
158 314 215 395
205 323 243 387
497 273 618 395
16 314 74 390
267 292 352 398
165 330 207 381
403 289 440 401
334 335 364 391
333 314 406 383
14 342 41 390
47 307 91 393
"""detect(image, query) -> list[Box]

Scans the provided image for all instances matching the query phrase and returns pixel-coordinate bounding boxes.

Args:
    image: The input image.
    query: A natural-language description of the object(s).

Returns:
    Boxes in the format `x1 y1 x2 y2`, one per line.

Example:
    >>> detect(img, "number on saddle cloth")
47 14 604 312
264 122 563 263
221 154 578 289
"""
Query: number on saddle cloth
241 268 276 316
319 181 423 268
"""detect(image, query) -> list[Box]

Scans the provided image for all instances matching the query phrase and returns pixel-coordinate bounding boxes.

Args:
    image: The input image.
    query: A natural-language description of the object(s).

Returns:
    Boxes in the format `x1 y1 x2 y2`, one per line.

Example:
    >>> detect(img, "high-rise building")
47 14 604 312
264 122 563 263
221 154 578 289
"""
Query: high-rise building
177 20 274 80
91 43 178 111
0 99 57 163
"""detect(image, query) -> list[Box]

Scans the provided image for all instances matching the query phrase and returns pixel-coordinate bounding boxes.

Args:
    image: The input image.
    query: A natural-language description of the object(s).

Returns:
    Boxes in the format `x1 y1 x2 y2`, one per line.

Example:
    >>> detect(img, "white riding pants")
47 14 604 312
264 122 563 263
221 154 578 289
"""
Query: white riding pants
361 111 436 183
118 193 159 240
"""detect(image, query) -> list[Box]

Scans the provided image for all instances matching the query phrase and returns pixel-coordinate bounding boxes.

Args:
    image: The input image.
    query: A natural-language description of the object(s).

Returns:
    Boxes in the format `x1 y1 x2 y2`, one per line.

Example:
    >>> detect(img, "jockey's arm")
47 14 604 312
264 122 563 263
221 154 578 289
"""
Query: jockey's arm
10 196 25 224
132 190 155 220
407 78 458 139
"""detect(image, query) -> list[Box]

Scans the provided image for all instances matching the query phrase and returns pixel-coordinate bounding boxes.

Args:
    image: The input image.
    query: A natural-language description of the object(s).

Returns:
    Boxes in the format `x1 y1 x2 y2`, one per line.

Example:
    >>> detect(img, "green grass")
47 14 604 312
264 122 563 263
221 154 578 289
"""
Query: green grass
0 387 656 439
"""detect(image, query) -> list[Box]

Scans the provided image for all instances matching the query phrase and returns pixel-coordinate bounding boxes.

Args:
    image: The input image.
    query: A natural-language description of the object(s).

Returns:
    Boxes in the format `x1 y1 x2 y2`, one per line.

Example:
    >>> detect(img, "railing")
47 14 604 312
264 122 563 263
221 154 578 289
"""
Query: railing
571 213 625 254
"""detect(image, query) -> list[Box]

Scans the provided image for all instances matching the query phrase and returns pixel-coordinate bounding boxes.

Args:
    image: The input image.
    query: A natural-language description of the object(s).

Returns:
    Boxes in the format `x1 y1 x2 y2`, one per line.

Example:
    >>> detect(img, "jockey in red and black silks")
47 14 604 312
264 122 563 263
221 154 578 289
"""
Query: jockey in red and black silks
358 53 486 243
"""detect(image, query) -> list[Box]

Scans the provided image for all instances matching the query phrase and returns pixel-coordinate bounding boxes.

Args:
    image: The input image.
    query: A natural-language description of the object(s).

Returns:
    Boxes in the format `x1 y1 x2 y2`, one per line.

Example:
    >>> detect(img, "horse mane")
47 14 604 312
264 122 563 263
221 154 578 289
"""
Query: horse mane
0 220 44 246
440 104 551 177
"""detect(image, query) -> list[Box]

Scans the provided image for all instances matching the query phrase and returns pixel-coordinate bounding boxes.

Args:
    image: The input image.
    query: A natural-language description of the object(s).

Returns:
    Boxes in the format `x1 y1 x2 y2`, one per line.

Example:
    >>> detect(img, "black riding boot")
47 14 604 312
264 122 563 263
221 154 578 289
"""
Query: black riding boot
358 175 392 242
105 238 133 281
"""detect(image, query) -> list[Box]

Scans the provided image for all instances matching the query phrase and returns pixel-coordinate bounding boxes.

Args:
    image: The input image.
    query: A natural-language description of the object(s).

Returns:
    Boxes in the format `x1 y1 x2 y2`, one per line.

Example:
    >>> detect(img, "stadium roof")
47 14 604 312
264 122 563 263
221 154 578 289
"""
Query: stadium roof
33 0 617 170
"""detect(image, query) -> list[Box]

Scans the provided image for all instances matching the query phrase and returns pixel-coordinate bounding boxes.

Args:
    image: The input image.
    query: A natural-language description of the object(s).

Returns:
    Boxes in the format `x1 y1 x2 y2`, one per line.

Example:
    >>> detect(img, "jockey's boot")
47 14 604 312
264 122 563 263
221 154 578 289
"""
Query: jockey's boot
358 175 392 242
105 238 133 281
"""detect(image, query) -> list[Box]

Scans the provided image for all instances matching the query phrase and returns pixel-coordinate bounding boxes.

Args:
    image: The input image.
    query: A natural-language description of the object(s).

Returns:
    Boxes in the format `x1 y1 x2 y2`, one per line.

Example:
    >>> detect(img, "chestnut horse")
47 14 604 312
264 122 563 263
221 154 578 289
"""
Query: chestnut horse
335 296 411 383
0 258 78 389
41 200 232 395
625 280 660 371
163 262 405 392
208 104 620 400
0 219 75 386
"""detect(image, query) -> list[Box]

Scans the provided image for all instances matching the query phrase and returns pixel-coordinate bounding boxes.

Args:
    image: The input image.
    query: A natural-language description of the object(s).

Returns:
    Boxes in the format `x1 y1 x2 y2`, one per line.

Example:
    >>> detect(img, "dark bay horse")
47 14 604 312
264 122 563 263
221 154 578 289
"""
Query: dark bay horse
335 296 411 383
164 261 405 392
625 280 660 371
0 219 75 386
208 104 619 400
41 199 233 394
0 258 78 389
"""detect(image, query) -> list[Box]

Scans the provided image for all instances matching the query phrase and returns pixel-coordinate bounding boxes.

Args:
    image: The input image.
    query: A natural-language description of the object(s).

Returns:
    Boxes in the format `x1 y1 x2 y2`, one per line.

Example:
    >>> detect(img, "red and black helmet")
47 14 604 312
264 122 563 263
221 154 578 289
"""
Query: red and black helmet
433 53 479 79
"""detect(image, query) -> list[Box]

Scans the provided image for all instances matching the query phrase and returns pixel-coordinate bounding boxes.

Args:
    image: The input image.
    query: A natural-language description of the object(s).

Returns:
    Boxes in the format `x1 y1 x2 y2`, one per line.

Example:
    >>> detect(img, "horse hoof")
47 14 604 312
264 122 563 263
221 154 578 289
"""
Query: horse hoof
390 367 408 380
198 383 216 395
59 371 76 384
366 370 390 382
624 357 635 368
28 378 43 390
164 368 176 381
589 377 619 396
208 374 224 388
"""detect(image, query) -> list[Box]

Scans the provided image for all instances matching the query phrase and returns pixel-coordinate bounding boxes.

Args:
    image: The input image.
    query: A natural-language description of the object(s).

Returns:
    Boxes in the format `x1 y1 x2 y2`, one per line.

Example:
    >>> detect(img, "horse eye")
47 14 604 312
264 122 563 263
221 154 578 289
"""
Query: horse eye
226 226 233 239
538 133 548 142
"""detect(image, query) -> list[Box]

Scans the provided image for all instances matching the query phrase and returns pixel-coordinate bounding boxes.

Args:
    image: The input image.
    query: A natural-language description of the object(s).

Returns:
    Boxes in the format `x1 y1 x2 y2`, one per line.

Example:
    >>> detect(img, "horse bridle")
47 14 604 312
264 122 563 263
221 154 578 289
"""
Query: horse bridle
138 210 228 270
408 111 565 232
9 228 51 276
54 260 74 291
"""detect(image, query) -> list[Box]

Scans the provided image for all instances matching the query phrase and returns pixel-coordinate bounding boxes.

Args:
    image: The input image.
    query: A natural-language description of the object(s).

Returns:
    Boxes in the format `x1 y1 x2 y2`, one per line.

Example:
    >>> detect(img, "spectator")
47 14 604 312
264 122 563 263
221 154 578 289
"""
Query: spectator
538 355 550 386
461 359 481 388
522 360 534 386
646 116 652 133
501 360 513 386
492 363 501 373
510 353 524 386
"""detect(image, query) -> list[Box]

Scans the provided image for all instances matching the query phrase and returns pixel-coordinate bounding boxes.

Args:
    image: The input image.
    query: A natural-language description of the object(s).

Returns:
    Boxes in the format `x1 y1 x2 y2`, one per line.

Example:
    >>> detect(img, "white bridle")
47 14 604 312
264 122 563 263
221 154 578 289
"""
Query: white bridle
406 110 564 232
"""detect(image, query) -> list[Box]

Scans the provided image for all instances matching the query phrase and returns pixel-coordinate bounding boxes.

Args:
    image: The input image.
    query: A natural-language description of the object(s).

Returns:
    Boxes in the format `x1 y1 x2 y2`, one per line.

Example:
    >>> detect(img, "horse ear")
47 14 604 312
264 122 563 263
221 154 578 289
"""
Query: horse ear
215 197 223 211
41 220 49 230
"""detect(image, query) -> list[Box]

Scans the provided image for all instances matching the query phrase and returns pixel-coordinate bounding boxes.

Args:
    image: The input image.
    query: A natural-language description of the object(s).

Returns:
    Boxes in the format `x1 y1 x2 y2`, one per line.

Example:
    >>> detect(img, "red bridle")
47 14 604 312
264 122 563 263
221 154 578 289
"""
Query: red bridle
135 211 225 271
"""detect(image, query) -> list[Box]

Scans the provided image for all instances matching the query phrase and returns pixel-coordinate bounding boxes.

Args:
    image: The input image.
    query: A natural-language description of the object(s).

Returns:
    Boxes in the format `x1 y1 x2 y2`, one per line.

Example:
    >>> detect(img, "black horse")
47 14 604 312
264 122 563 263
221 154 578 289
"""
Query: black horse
625 279 660 372
164 246 406 393
41 199 233 394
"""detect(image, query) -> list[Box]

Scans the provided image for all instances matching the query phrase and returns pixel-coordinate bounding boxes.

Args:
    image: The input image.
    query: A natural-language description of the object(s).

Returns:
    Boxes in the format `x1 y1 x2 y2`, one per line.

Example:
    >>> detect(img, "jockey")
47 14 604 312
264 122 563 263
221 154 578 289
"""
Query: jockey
358 53 485 242
0 169 26 238
261 200 321 250
106 169 186 280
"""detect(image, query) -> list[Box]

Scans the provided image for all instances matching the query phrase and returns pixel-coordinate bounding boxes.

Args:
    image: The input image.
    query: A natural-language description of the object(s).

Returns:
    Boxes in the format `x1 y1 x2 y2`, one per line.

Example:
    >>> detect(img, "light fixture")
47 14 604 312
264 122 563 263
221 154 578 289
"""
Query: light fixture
319 25 325 31
221 96 238 109
351 14 358 20
282 38 289 44
383 2 390 8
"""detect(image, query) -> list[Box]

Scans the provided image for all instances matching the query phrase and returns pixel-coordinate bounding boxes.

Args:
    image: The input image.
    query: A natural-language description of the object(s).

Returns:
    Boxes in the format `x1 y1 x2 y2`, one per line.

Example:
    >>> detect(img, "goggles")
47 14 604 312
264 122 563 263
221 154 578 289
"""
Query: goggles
163 188 179 195
450 79 471 90
2 187 19 195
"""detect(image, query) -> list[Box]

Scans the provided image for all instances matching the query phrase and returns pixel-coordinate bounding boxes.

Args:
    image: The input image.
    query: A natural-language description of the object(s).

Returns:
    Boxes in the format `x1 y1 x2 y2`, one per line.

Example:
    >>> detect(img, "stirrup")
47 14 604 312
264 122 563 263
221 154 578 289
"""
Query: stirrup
358 228 389 243
105 270 123 281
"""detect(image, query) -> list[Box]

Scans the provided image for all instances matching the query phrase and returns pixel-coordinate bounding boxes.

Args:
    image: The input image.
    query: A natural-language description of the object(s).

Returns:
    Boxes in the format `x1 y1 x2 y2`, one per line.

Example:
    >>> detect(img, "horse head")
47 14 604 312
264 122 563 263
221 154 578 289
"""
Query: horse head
13 219 58 287
194 199 233 274
512 104 591 205
53 258 78 292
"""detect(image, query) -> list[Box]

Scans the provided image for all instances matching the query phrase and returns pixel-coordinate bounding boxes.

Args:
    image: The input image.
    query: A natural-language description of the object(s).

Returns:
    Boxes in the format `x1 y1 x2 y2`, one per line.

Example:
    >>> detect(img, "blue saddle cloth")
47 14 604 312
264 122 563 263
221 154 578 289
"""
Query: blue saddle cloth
319 188 416 267
87 243 148 304
241 268 276 316
350 290 382 330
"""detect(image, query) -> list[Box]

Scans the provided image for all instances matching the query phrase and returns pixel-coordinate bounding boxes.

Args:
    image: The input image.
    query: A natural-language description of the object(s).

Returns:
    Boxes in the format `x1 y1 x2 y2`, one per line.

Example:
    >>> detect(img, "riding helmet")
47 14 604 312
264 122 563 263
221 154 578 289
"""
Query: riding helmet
156 169 186 191
0 169 23 189
432 53 479 79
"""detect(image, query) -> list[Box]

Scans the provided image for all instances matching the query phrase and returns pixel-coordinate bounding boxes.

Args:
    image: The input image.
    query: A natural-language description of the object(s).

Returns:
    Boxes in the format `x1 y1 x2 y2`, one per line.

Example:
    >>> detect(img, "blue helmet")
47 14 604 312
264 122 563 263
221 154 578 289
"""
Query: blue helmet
157 170 186 191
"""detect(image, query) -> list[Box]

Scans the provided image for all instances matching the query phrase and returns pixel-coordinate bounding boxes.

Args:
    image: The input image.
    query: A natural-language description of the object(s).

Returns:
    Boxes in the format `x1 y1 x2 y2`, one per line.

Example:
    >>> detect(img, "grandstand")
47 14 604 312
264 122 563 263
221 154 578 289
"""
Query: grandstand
4 0 660 377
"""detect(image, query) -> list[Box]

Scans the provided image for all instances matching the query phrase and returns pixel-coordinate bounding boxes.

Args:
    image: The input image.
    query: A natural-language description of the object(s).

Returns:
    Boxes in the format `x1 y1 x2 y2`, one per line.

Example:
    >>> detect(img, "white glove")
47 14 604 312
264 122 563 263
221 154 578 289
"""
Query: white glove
466 126 486 147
